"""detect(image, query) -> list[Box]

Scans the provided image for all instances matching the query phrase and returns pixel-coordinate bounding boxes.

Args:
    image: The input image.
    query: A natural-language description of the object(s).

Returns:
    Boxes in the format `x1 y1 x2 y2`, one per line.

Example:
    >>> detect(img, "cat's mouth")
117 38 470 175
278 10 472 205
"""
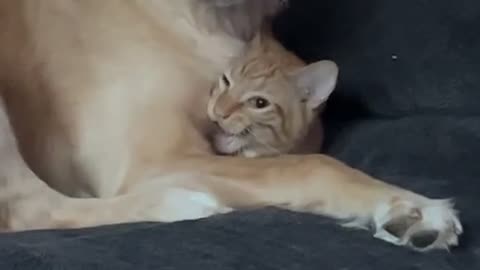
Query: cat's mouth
215 123 250 138
227 129 249 137
212 126 251 155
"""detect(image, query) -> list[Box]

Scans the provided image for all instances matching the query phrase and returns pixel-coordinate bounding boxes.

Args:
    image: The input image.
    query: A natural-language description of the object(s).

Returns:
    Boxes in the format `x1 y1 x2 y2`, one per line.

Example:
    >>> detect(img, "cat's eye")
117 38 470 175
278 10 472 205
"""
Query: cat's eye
248 97 271 109
221 74 231 88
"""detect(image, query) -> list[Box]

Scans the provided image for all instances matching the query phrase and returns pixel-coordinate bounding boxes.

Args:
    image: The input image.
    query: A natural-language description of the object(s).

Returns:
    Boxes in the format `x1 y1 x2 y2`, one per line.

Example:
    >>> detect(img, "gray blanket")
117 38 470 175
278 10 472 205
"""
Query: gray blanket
0 0 479 269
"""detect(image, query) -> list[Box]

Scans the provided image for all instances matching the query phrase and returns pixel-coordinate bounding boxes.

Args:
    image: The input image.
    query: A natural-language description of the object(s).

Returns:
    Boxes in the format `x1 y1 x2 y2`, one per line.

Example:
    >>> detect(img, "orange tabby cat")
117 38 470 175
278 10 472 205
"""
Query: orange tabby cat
208 33 336 157
0 0 461 251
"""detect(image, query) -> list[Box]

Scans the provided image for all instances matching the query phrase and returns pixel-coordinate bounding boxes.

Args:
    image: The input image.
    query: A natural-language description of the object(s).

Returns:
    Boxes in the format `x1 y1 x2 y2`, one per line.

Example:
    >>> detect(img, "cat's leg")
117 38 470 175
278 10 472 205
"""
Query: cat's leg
167 155 462 251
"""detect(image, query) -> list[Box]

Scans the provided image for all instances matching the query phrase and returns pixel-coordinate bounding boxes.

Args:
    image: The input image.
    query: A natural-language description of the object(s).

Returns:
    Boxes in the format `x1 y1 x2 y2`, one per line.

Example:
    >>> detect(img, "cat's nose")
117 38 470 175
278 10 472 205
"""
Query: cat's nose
209 104 229 121
214 108 230 120
215 103 242 120
217 107 242 120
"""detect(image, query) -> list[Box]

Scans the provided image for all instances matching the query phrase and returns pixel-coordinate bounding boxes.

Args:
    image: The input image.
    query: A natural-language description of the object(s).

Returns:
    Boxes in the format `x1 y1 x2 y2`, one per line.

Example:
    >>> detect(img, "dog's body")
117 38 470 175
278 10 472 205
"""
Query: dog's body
0 0 462 251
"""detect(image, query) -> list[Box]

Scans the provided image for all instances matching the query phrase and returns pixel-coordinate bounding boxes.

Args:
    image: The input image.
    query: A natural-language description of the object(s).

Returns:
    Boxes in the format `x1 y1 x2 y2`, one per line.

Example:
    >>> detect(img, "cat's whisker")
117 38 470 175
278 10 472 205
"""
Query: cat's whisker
248 126 282 155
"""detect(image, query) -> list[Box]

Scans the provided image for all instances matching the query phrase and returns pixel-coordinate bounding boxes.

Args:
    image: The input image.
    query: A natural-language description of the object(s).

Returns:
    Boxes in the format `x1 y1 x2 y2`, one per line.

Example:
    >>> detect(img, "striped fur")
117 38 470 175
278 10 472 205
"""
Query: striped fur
208 32 337 157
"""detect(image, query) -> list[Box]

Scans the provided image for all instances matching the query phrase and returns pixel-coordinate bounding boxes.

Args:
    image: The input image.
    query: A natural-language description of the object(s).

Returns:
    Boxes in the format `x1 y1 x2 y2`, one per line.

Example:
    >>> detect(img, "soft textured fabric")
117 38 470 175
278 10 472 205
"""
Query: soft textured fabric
0 0 479 269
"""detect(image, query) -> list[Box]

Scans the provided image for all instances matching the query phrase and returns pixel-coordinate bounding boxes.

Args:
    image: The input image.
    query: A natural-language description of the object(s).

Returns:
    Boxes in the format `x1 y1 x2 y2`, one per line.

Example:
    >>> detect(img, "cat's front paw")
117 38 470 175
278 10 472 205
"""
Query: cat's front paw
373 198 462 251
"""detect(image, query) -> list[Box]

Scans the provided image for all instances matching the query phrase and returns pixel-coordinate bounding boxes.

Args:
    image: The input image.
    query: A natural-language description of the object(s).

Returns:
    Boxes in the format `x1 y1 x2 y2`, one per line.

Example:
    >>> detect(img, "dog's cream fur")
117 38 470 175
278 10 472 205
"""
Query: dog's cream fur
0 0 462 251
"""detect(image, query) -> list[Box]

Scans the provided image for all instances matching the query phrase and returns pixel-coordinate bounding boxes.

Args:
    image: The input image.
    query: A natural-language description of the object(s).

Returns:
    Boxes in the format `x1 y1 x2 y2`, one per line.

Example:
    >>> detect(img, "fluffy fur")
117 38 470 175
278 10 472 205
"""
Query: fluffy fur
0 0 461 251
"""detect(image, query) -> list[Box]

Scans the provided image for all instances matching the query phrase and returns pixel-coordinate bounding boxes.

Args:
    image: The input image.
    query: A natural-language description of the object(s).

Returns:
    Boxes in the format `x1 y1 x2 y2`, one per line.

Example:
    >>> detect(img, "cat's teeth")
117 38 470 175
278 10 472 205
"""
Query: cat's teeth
213 132 247 155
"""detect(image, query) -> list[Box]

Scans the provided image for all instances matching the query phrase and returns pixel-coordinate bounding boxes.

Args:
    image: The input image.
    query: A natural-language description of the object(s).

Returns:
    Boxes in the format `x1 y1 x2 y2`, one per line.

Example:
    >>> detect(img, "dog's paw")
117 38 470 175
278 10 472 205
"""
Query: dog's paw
373 198 462 251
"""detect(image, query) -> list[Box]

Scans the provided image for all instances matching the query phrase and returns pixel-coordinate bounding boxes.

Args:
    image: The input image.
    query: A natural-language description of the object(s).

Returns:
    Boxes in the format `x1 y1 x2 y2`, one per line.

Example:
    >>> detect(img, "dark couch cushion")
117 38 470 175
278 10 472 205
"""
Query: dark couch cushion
275 0 480 116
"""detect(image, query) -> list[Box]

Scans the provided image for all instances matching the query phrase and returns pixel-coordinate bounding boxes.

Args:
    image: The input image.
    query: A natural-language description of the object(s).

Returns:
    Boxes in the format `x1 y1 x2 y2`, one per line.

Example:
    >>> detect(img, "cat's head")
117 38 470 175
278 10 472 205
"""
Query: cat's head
208 33 338 157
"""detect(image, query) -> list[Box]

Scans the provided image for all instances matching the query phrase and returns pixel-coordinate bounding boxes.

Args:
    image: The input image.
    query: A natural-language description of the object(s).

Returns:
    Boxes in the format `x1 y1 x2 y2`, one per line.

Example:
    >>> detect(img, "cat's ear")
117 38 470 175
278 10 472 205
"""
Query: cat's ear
292 60 338 109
